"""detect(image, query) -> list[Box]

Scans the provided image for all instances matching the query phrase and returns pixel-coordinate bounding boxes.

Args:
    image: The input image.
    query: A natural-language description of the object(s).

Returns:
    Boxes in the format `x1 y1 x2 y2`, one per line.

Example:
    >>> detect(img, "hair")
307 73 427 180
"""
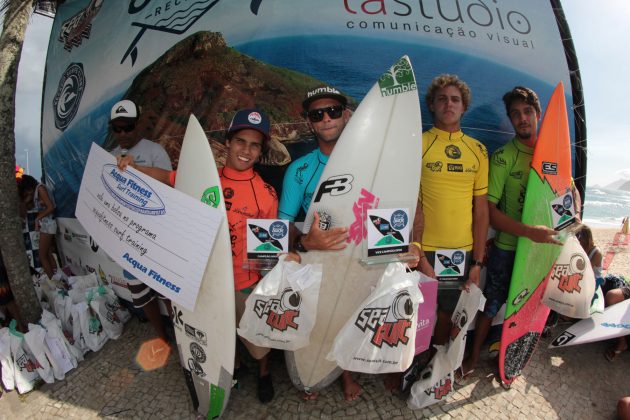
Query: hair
425 74 471 112
17 174 39 200
575 223 595 250
502 86 541 116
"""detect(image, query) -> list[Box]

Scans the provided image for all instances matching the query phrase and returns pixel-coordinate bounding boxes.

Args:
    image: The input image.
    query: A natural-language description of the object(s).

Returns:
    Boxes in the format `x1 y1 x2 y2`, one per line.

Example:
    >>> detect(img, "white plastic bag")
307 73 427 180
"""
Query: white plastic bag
87 286 129 340
408 346 454 409
68 272 99 292
590 285 605 315
9 323 40 394
326 262 423 374
23 324 55 384
542 235 596 319
0 327 15 391
40 309 81 379
77 300 109 352
31 273 51 311
237 256 322 351
69 302 89 355
445 284 485 370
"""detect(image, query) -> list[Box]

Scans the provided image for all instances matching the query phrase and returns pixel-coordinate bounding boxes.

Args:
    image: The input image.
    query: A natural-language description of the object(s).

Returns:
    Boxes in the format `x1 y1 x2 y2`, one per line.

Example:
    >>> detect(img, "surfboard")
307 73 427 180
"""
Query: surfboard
603 232 629 271
285 56 422 391
549 299 630 349
499 82 574 386
172 115 235 418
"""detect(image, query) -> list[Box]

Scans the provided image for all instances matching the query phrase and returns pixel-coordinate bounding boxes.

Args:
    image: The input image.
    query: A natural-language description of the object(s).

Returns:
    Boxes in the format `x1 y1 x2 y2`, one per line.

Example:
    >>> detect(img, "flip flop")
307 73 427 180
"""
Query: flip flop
454 366 475 386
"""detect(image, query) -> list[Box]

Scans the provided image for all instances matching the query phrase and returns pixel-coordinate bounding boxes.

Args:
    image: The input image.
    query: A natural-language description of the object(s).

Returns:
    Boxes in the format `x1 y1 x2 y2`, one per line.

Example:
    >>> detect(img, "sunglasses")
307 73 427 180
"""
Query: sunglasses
111 124 135 133
306 105 345 122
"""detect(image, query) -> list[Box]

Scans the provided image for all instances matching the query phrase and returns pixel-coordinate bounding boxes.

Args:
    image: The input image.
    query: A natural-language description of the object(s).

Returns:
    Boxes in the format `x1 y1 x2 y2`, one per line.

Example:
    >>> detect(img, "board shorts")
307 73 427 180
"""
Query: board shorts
235 288 270 361
38 217 57 235
621 286 630 300
123 270 167 309
482 245 516 318
425 251 471 314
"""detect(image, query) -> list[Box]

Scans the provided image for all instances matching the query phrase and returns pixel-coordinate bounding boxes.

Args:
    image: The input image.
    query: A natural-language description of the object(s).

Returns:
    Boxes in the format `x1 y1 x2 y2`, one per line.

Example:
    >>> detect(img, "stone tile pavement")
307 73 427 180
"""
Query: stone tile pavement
1 317 628 419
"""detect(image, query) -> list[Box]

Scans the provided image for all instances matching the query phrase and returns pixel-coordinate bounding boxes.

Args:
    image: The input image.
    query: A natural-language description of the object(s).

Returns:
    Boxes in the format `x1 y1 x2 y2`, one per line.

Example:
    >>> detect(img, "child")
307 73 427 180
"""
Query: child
17 175 58 279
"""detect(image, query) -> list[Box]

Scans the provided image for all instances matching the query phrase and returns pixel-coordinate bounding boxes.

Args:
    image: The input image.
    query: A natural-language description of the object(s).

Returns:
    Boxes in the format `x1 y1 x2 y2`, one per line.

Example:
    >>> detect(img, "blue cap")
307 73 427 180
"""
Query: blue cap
227 108 270 141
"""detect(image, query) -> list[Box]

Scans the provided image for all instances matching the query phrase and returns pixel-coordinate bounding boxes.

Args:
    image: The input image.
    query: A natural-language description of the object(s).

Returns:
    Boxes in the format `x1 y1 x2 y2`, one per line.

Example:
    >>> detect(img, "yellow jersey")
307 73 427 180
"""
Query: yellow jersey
420 127 488 251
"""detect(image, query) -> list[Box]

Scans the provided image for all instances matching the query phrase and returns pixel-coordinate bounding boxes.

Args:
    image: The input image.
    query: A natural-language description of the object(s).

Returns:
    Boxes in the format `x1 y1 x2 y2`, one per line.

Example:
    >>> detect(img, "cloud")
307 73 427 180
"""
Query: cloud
616 168 630 180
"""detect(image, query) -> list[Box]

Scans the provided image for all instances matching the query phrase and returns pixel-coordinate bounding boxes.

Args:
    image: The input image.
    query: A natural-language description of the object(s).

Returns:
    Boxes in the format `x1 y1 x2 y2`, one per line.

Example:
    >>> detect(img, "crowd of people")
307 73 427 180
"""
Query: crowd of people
4 74 629 415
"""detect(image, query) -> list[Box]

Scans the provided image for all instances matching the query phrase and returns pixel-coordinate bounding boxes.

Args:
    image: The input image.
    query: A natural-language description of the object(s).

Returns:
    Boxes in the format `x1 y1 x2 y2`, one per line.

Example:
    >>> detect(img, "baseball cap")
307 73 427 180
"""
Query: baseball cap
227 108 270 141
302 86 348 111
110 100 138 121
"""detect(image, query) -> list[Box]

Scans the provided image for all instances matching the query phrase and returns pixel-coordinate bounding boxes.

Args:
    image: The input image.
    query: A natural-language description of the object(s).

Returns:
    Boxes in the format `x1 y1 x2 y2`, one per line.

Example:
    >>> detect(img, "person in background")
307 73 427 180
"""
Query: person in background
17 175 58 280
108 99 173 343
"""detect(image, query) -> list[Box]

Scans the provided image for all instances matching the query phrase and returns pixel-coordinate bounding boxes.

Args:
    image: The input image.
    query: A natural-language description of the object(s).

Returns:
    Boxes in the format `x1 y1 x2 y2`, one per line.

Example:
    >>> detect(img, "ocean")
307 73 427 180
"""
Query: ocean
582 186 630 228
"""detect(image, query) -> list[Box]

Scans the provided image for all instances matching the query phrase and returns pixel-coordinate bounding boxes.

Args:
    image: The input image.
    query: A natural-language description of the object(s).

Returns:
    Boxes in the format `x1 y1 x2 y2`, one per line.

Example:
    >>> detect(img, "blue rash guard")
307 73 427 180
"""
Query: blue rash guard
278 148 328 221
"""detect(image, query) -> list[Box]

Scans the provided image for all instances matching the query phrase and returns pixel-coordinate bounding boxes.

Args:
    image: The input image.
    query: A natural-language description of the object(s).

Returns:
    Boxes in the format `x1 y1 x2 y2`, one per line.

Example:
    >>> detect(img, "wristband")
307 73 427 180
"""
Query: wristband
294 234 308 253
471 259 484 268
410 242 422 252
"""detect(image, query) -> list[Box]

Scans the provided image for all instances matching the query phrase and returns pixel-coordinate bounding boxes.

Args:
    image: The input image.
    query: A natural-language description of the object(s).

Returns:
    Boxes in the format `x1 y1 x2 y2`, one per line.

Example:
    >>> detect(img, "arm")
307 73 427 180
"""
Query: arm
35 185 55 220
466 194 489 288
488 202 561 244
117 154 171 185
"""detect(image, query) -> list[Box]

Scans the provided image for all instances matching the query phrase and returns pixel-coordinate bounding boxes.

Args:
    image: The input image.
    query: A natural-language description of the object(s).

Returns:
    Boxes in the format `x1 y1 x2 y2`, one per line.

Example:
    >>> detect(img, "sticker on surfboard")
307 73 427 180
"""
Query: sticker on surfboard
377 56 417 97
550 190 575 230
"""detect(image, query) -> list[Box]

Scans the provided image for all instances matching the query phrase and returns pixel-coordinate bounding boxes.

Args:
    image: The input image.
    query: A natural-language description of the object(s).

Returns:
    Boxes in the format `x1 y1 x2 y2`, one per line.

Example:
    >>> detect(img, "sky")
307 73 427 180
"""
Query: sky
12 1 630 188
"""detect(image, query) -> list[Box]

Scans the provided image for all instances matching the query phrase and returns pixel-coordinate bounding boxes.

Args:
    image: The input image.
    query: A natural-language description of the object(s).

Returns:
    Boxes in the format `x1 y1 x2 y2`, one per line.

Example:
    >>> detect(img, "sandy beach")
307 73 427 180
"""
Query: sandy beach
592 227 629 278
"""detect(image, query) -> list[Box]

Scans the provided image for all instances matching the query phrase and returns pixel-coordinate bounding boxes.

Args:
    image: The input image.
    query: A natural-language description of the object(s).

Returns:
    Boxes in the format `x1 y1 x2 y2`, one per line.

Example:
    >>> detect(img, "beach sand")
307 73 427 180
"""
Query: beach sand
592 227 629 277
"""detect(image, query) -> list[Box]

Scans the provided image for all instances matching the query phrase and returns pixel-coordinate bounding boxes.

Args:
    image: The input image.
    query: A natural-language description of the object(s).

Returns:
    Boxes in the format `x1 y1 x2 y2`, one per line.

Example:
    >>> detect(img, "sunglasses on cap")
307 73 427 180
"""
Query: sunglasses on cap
306 105 345 122
111 124 135 133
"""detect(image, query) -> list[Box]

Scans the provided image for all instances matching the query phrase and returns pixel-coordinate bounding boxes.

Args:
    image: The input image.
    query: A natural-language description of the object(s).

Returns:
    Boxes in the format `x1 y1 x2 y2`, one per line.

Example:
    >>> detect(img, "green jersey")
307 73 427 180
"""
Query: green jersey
488 138 534 251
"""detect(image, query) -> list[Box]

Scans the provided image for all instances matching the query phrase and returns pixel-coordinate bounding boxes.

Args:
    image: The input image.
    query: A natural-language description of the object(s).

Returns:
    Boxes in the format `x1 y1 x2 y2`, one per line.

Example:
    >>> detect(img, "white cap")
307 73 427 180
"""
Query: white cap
110 100 138 121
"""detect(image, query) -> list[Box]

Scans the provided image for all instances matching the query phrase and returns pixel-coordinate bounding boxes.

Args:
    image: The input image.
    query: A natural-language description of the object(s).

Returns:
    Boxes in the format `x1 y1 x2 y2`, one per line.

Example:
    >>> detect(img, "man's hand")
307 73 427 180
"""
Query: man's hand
284 252 301 264
116 154 136 171
526 225 562 245
301 212 348 251
463 265 481 292
406 243 435 278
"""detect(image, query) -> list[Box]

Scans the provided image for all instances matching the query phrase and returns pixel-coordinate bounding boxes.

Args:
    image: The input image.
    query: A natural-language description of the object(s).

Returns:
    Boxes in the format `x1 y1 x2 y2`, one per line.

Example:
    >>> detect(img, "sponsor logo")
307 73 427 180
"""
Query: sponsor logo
425 161 443 172
269 221 288 239
551 331 575 347
101 164 165 215
512 288 529 306
476 143 488 159
185 324 208 346
423 376 452 400
15 354 41 373
188 358 205 377
90 236 99 252
465 164 477 173
202 186 221 208
190 342 206 363
247 111 262 124
445 145 461 159
354 291 414 348
58 0 103 52
390 210 408 230
542 161 557 175
248 223 284 252
122 0 264 66
436 251 465 276
53 63 86 131
377 56 417 97
317 211 332 231
64 228 72 241
223 187 234 199
314 174 354 202
253 288 301 332
173 307 184 327
450 309 468 340
348 189 379 245
447 163 463 172
295 162 308 185
492 149 506 167
550 192 574 230
549 254 586 293
510 170 523 179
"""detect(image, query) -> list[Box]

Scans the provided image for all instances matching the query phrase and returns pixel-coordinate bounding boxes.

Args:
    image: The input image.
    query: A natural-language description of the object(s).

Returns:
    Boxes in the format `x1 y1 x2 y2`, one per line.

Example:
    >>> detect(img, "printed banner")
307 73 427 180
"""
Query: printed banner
75 143 223 311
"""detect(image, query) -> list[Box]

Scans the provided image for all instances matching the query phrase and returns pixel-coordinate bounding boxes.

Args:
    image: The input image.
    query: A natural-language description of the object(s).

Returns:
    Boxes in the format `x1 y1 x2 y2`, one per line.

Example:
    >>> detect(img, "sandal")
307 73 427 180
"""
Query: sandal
605 347 623 362
454 366 475 386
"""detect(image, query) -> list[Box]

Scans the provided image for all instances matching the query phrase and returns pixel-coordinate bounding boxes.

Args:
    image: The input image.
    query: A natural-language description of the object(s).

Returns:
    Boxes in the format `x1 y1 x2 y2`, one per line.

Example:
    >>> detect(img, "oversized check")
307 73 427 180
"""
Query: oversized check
76 143 222 311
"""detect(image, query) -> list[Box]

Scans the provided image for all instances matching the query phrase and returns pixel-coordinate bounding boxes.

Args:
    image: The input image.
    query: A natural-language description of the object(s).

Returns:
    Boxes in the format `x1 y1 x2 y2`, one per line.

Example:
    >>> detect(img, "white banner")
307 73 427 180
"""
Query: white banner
76 143 223 311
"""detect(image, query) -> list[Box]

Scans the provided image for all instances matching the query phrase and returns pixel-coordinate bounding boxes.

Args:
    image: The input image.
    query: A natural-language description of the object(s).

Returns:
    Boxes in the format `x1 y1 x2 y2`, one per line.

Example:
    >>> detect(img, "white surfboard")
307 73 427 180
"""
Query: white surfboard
285 56 422 391
172 115 235 417
549 299 630 348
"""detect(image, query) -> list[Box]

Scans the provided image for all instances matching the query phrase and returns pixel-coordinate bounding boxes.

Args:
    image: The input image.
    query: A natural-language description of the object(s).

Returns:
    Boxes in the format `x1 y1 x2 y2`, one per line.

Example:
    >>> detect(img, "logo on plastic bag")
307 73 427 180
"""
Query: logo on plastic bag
253 288 301 331
354 291 414 348
550 254 585 293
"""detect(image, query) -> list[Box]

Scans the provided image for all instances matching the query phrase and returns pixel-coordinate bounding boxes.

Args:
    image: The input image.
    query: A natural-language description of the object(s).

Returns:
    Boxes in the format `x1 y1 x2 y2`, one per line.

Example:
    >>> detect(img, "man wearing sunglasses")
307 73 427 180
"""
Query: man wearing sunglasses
108 99 173 344
278 86 362 401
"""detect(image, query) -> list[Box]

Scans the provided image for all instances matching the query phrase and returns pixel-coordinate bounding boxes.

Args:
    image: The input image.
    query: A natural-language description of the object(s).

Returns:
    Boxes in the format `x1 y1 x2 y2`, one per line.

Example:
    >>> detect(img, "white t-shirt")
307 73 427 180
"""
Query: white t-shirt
111 138 172 170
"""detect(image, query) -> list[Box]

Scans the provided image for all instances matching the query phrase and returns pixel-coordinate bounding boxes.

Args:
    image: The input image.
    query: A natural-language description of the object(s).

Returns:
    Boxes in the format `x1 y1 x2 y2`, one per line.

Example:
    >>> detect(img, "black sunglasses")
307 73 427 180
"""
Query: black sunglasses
306 105 345 122
111 124 135 133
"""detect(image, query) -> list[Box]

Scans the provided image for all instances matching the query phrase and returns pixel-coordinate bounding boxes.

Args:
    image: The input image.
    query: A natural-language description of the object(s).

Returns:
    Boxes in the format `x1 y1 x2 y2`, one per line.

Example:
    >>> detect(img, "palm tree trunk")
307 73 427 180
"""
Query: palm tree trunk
0 1 42 324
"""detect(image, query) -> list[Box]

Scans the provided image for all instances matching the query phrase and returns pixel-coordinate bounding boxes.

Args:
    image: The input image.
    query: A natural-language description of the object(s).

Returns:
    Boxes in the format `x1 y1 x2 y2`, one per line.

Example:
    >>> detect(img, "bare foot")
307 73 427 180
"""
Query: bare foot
302 390 318 400
342 371 362 401
384 372 401 394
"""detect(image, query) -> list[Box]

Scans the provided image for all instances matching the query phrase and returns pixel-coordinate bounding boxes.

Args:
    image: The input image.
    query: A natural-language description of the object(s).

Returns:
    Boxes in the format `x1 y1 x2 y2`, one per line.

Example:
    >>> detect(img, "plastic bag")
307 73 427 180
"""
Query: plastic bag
31 273 52 312
23 324 55 384
237 255 322 351
68 272 100 291
0 327 15 391
590 286 605 315
407 346 454 409
77 300 109 352
416 274 438 355
9 321 40 394
542 235 596 319
40 309 81 379
326 262 423 374
87 286 129 340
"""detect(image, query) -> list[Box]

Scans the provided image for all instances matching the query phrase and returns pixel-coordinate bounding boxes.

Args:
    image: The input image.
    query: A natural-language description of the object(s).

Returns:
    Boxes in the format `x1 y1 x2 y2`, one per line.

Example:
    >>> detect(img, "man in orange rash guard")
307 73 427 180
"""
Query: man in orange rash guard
117 108 293 404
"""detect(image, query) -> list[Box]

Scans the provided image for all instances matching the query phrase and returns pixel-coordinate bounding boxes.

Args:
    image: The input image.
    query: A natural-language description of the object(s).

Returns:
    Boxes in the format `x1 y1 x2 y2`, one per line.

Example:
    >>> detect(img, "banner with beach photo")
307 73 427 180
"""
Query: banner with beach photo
42 0 585 290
